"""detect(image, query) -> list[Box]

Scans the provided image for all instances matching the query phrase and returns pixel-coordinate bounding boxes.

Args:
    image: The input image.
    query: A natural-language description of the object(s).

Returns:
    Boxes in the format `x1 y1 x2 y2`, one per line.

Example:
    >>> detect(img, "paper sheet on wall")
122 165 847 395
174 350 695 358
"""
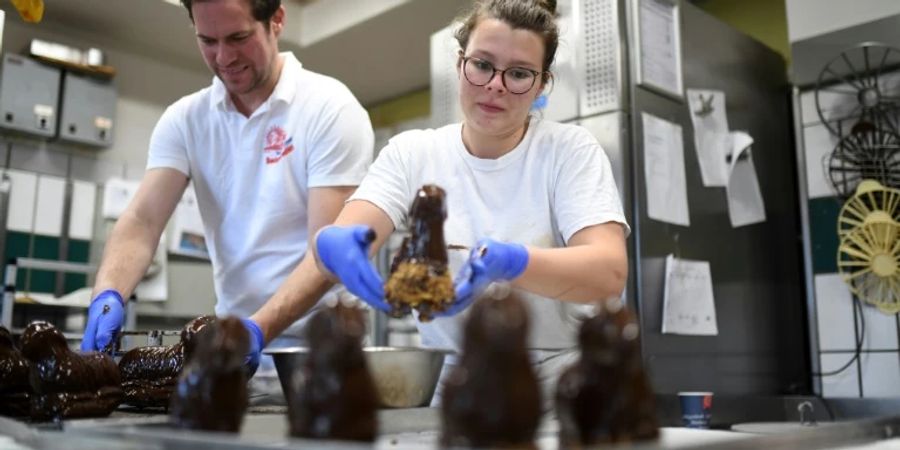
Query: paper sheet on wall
168 184 209 260
102 177 140 220
638 0 682 96
662 254 718 335
687 89 730 186
726 131 766 227
135 235 168 302
642 112 690 226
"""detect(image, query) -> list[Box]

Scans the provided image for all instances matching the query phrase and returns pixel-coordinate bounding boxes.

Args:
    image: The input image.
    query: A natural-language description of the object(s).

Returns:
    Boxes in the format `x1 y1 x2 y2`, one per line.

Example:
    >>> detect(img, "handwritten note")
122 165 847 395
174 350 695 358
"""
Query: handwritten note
643 112 690 226
638 0 682 96
662 254 718 335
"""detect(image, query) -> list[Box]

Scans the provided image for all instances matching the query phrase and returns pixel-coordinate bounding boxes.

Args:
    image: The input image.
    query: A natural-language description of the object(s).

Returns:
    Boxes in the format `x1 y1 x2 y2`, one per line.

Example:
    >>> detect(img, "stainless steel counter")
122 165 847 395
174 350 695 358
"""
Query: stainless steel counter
5 404 900 450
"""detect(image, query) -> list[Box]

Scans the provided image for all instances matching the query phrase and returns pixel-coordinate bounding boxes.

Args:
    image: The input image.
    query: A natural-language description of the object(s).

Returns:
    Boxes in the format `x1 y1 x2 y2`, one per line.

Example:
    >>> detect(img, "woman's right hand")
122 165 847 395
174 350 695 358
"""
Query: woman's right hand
315 225 390 312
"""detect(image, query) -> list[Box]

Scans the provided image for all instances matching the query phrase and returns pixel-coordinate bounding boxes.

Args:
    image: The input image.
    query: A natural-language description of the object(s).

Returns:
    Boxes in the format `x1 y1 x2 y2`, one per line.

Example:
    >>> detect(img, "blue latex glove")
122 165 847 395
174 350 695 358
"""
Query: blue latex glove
80 289 125 352
436 238 529 317
316 225 389 312
240 318 265 378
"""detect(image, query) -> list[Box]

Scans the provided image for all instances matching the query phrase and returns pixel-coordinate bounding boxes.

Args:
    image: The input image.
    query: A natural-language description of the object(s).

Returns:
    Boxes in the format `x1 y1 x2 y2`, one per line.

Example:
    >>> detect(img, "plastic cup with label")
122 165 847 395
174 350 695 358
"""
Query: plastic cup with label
678 391 713 429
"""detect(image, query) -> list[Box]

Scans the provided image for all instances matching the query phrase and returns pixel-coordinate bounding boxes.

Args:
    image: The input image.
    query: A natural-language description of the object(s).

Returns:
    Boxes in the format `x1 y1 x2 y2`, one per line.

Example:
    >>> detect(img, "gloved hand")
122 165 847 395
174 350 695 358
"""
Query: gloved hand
80 289 125 352
315 225 390 312
240 318 265 378
436 238 529 317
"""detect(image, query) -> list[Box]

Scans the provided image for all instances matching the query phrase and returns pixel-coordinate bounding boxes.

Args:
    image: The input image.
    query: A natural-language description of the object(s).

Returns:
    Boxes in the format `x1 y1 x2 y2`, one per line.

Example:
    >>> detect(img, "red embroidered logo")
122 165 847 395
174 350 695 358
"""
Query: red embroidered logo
263 126 295 164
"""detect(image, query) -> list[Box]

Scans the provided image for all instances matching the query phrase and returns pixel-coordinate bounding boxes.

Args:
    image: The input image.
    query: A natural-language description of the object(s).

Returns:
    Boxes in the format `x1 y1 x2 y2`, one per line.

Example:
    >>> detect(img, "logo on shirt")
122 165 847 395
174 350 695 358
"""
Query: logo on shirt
263 125 295 165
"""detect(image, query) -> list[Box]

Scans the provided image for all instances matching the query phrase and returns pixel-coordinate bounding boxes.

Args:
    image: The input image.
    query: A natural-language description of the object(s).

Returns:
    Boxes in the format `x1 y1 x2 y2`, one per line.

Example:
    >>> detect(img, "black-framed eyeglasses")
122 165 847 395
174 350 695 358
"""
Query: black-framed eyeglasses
460 55 541 95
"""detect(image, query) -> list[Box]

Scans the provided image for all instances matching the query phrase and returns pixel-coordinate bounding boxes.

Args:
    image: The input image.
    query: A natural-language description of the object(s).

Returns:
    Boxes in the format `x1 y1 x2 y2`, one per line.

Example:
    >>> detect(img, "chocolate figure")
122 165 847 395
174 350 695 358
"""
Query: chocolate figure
0 326 30 416
20 321 123 421
556 299 659 446
385 184 454 321
441 291 541 448
287 303 378 442
169 316 248 432
118 315 215 408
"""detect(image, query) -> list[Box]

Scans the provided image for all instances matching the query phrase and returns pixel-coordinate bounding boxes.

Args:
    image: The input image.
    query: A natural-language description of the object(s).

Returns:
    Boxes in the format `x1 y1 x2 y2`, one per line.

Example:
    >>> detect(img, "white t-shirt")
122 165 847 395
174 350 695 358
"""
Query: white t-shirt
351 118 629 352
147 52 374 338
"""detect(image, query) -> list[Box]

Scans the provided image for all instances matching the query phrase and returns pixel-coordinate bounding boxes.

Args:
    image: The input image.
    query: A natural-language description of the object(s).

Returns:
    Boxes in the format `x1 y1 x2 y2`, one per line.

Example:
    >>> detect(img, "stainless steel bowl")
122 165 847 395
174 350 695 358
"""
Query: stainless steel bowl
265 346 451 408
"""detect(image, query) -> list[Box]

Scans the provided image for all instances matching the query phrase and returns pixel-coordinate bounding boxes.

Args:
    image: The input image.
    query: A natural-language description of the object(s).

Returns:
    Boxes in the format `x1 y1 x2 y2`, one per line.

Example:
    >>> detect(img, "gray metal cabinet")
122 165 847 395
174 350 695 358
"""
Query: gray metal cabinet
59 71 116 147
0 54 61 138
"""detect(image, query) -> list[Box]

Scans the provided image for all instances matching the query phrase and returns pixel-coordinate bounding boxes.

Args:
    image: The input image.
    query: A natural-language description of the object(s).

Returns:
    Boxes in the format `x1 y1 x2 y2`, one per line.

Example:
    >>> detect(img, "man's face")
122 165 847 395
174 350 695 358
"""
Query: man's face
192 0 283 97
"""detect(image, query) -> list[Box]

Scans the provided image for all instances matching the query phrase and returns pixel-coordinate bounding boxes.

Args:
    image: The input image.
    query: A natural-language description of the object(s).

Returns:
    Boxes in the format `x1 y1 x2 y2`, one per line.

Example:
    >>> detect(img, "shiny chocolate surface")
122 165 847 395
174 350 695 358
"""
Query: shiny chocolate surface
287 304 378 442
169 316 248 432
441 293 541 448
20 321 123 421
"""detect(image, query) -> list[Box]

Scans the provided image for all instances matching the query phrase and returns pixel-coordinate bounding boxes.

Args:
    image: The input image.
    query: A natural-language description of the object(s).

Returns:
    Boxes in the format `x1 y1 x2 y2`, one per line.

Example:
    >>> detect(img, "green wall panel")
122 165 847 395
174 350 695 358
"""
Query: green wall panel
30 235 59 293
4 231 29 288
808 197 842 274
64 239 90 294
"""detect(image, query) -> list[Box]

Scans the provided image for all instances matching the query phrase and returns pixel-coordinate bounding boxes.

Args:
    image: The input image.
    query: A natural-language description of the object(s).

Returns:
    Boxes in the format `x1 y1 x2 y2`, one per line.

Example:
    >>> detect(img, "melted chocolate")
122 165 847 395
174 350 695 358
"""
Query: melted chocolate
169 316 248 433
441 292 541 449
385 184 454 321
118 315 215 408
288 304 377 442
20 321 122 421
0 326 30 416
556 299 659 446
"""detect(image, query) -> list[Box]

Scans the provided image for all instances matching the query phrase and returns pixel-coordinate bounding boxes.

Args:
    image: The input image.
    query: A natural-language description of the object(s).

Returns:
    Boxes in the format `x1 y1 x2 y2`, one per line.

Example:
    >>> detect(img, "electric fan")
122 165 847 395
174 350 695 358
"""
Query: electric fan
827 125 900 198
815 43 900 137
837 181 900 314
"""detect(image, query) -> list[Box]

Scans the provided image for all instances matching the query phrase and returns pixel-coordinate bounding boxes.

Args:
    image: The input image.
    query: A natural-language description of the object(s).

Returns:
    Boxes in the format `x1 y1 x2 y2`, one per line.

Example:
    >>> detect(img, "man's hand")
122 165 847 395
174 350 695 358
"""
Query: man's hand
436 238 529 317
80 289 125 352
240 318 265 378
315 225 390 312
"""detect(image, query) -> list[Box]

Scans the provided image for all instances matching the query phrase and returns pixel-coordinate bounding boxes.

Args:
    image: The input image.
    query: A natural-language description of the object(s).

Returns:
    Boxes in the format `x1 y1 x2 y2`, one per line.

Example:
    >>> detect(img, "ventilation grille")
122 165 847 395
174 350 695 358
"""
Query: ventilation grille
579 0 621 116
430 25 462 128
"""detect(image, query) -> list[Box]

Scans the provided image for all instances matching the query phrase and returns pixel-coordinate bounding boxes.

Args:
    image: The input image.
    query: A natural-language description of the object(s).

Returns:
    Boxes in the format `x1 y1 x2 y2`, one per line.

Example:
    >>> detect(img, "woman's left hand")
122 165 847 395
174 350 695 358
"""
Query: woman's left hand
435 238 529 317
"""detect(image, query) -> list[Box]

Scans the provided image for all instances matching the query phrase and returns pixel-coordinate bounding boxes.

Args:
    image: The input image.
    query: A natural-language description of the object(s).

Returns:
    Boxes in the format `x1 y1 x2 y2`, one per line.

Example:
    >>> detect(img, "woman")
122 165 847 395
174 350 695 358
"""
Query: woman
317 0 629 405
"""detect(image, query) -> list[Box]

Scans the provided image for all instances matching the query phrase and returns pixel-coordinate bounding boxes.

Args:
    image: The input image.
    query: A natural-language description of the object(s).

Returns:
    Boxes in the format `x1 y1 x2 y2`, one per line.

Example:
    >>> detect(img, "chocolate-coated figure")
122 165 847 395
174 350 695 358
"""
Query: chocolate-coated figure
441 290 541 449
556 299 659 447
288 303 378 442
0 326 30 416
385 184 454 320
20 321 122 421
118 315 215 408
169 316 248 432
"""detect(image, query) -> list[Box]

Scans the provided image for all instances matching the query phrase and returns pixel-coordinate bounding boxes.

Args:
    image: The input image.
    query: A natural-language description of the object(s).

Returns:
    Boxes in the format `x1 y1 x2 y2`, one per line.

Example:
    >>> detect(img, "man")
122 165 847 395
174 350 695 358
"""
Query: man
80 0 374 378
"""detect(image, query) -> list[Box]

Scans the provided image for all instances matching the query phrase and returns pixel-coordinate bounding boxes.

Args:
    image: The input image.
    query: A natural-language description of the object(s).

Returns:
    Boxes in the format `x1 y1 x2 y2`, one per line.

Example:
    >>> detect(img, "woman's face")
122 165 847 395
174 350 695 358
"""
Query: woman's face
458 18 546 139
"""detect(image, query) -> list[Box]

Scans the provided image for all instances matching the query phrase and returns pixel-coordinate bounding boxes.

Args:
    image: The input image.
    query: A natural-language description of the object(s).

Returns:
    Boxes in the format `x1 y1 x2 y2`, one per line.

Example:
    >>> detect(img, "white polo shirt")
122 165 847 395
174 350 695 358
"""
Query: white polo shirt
147 52 374 339
351 118 628 352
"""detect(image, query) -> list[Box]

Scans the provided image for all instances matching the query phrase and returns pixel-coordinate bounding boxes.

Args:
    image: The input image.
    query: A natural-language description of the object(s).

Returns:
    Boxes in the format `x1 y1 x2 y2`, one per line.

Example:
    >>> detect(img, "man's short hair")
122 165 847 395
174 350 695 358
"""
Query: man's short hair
180 0 281 24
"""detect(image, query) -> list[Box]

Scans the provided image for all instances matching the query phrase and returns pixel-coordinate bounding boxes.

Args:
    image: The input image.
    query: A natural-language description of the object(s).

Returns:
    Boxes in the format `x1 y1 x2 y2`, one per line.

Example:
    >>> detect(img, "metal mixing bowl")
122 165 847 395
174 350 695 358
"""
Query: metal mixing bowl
265 346 451 408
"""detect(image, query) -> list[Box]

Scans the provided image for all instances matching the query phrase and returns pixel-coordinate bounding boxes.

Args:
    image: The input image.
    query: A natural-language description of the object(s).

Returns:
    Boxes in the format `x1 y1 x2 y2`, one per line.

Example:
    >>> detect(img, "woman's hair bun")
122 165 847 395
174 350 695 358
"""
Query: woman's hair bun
537 0 557 15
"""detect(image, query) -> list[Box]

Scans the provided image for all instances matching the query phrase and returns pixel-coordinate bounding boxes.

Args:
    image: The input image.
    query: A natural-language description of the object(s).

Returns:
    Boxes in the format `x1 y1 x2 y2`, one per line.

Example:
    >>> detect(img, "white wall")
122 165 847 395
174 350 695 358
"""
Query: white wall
2 15 217 319
3 17 210 175
786 0 900 42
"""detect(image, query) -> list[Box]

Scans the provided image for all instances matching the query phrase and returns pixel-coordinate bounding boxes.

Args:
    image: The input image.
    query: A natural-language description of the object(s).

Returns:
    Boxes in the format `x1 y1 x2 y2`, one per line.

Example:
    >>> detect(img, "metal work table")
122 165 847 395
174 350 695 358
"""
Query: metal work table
2 406 900 450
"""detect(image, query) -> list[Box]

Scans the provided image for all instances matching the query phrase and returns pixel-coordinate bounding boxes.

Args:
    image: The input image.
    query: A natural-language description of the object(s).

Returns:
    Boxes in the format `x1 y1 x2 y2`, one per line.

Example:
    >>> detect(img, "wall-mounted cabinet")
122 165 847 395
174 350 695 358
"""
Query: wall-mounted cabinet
0 54 60 138
59 71 116 147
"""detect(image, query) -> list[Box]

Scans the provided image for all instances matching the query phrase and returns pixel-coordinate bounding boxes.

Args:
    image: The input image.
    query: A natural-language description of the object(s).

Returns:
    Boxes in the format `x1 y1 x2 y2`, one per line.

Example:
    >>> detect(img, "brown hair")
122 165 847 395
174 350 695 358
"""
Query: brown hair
180 0 281 25
454 0 559 84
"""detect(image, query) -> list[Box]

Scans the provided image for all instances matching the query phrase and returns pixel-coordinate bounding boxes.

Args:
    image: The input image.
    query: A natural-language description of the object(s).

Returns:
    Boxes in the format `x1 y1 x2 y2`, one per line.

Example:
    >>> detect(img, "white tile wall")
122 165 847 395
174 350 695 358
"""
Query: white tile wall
6 169 37 233
69 181 96 241
33 175 65 237
860 352 900 397
802 124 840 199
815 273 857 351
820 353 860 397
860 304 899 351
